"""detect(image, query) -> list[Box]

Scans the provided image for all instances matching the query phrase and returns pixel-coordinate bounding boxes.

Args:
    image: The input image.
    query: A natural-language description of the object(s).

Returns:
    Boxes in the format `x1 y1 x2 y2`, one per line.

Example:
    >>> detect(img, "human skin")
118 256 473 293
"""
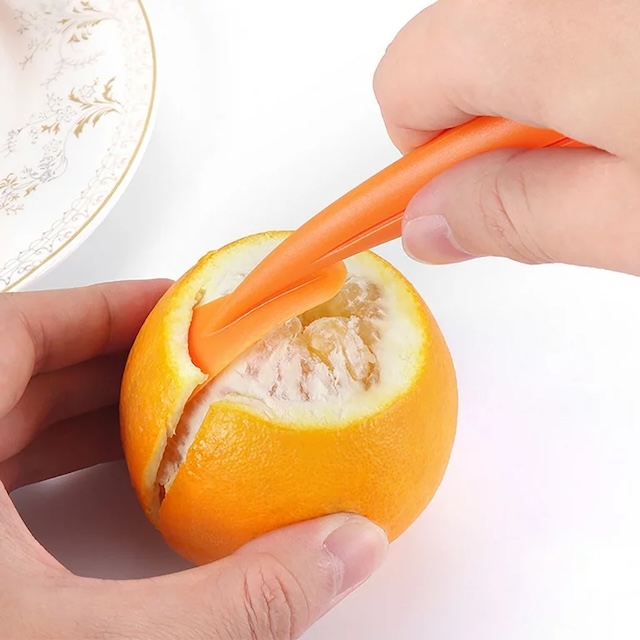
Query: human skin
2 1 636 636
0 281 386 639
374 0 640 276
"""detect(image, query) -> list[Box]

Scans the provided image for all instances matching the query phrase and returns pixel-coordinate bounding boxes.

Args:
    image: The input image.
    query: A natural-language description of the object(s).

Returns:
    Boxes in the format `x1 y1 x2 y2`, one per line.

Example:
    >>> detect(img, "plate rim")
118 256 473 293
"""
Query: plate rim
2 0 157 292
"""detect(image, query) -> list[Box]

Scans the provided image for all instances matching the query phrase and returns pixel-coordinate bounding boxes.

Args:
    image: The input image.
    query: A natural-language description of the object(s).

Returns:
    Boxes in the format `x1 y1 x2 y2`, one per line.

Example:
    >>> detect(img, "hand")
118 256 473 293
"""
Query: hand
0 281 387 639
374 0 640 275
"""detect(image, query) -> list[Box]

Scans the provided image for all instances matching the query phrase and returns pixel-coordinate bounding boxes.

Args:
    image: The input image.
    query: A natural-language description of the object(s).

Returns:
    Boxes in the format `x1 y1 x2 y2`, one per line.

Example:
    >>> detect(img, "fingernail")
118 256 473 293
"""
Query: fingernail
323 517 388 597
402 214 473 265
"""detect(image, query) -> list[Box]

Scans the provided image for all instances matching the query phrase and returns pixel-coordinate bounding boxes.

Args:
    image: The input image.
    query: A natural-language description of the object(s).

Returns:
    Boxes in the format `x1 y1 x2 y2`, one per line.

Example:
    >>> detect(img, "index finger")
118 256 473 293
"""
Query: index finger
0 279 171 415
372 0 631 155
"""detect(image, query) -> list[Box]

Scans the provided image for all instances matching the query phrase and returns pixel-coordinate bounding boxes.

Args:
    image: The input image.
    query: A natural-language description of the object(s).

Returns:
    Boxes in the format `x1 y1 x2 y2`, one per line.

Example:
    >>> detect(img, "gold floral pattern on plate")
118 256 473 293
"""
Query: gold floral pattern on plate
0 0 156 290
1 77 121 215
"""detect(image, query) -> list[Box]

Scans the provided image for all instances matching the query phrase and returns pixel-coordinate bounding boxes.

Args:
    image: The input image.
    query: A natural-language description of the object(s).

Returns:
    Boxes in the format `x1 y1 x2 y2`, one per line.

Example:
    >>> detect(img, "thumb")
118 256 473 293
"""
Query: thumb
82 514 387 639
401 147 640 276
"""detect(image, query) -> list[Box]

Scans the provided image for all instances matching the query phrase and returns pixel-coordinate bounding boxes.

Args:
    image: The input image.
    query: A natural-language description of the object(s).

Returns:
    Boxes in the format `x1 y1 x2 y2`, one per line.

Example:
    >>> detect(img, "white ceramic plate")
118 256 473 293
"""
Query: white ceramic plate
0 0 155 291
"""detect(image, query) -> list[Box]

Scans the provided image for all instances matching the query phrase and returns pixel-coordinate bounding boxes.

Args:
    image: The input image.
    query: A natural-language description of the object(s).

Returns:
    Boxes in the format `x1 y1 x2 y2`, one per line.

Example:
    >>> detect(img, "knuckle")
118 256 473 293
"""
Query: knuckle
479 158 549 264
372 24 418 120
231 554 311 640
372 50 394 111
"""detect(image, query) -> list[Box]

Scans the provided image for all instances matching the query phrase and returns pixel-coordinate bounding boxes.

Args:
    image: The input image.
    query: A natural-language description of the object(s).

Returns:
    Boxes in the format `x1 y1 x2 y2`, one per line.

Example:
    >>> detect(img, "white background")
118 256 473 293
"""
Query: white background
13 1 640 638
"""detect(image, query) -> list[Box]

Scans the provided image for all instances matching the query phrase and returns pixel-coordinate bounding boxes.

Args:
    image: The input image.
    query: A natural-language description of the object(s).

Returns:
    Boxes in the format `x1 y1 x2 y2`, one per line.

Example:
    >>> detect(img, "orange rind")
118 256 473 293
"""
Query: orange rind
120 232 458 564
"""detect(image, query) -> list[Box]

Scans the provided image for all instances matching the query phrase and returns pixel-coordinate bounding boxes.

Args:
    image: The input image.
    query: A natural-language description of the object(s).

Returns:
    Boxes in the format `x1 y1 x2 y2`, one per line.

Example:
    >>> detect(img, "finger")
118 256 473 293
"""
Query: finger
373 0 639 155
373 3 473 152
401 146 640 275
71 514 388 639
0 480 73 638
0 279 171 416
1 405 122 492
0 353 127 461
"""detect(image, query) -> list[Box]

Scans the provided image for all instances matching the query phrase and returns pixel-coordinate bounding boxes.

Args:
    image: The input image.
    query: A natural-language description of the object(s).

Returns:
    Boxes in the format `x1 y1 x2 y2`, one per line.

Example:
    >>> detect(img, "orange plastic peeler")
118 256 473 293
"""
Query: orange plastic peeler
189 116 586 379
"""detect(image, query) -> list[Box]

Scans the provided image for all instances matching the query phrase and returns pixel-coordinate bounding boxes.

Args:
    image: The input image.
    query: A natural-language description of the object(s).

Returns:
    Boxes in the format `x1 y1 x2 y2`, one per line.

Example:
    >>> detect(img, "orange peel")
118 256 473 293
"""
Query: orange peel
120 232 458 564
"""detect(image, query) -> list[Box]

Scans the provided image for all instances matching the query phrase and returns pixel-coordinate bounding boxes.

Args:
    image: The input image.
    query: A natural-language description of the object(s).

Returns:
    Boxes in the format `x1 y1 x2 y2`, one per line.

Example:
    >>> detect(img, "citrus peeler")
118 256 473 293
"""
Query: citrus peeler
189 116 585 379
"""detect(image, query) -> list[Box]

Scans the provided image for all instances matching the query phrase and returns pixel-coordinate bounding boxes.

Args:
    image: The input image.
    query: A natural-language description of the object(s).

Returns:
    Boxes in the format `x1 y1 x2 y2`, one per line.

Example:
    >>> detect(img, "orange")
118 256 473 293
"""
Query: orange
120 231 457 565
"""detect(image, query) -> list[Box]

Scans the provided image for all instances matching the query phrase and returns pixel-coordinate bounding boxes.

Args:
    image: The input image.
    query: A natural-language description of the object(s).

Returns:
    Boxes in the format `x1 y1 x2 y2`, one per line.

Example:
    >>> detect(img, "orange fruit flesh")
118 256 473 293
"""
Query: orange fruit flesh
120 231 458 565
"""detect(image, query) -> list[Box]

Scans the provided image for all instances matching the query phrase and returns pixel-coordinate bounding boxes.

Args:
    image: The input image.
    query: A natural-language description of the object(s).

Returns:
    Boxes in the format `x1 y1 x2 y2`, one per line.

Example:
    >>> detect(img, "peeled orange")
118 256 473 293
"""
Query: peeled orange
120 231 457 565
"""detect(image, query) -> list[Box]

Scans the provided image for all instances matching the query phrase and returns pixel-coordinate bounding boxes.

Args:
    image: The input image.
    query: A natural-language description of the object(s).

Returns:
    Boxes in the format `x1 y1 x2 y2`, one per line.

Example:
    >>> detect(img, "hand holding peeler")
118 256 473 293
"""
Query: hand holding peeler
188 116 585 379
